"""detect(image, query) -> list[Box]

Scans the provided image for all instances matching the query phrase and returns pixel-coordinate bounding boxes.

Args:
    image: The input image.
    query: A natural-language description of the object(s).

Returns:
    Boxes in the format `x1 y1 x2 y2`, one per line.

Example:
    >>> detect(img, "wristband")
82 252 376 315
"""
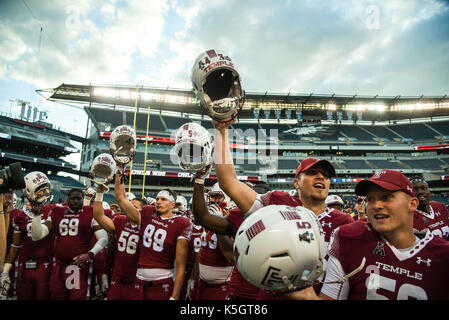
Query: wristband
95 192 104 202
194 178 204 185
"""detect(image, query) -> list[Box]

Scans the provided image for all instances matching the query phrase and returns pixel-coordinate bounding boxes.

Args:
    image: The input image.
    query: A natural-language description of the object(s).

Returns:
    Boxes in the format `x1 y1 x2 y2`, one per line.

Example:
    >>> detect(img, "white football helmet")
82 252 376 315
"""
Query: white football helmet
234 205 326 292
208 182 230 205
90 153 116 185
325 195 344 207
173 122 213 172
109 125 137 166
126 192 136 201
174 196 188 214
24 171 52 204
191 49 245 121
102 201 110 210
226 199 237 211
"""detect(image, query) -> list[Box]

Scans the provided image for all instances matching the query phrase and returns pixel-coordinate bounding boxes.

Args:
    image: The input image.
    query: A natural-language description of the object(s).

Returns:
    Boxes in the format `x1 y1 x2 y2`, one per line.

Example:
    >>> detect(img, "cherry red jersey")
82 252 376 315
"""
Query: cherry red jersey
226 208 260 299
199 231 233 267
318 208 355 246
137 206 192 269
258 191 303 208
12 206 54 262
326 221 449 300
413 201 449 240
47 205 99 261
112 215 139 282
186 224 204 267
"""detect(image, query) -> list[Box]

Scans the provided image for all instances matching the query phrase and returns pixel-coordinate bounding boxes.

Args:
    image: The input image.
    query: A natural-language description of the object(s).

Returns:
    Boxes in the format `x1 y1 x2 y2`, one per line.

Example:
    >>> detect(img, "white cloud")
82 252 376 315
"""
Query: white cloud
1 0 169 88
100 3 116 19
162 0 449 96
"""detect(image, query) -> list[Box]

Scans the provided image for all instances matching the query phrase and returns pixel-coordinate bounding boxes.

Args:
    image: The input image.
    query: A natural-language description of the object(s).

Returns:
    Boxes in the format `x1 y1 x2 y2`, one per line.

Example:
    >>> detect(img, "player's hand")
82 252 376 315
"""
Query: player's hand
185 279 196 300
115 163 126 175
30 201 44 216
84 187 96 201
194 164 212 180
101 274 109 297
284 286 319 300
72 252 94 268
212 110 238 130
96 184 108 194
0 273 11 300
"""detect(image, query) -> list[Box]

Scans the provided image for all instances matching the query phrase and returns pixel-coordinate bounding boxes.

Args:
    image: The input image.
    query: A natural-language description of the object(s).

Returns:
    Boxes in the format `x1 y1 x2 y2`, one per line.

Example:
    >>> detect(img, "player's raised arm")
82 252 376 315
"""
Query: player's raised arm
93 184 115 233
192 167 233 235
213 121 257 213
114 173 140 225
190 49 256 214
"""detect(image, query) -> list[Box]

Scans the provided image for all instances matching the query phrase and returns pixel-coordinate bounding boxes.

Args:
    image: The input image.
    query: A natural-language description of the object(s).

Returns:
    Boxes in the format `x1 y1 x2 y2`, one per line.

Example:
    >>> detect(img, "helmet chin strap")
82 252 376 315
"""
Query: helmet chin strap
322 257 366 285
88 178 110 192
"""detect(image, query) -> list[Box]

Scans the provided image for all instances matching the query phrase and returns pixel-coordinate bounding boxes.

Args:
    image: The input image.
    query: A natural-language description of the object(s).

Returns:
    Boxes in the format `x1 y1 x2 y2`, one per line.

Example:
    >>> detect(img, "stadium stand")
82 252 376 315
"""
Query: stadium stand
6 84 440 206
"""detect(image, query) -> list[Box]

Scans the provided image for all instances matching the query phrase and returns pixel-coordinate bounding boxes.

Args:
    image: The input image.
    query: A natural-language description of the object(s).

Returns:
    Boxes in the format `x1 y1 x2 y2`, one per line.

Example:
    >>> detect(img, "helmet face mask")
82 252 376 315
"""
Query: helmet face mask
234 205 326 292
109 125 137 166
174 122 213 173
90 153 116 186
191 49 245 122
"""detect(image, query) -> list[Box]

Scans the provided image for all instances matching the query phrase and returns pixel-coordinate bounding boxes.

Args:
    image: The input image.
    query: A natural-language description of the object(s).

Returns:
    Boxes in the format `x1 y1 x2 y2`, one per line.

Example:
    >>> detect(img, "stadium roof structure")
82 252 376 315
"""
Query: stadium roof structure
38 83 449 122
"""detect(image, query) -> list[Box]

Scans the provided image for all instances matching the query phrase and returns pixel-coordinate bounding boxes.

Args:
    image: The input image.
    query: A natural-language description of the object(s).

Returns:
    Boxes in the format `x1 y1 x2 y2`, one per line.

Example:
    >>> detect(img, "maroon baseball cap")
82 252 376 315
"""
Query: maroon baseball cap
355 169 415 197
295 158 336 178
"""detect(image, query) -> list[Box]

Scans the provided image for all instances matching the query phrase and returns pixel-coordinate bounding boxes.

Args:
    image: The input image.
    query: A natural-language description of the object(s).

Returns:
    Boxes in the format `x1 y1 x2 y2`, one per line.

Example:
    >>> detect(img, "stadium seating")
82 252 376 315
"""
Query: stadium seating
337 126 376 141
48 174 85 189
388 123 437 141
162 115 192 132
401 158 447 170
427 121 449 137
359 125 401 141
340 160 371 170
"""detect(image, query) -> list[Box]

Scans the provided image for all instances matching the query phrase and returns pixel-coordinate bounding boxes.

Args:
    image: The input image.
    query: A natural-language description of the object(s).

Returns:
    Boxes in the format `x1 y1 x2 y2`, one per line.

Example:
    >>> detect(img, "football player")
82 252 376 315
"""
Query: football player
189 188 234 300
411 177 449 239
210 117 353 299
114 173 191 300
92 184 139 300
83 186 112 299
190 173 267 300
0 172 55 300
325 195 345 212
288 170 449 300
353 196 367 221
30 188 109 300
181 209 204 300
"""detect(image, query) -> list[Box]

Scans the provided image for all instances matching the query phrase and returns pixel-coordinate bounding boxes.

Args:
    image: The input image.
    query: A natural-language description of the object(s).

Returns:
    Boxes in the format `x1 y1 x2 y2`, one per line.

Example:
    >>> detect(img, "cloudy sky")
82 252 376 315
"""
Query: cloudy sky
1 0 448 139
